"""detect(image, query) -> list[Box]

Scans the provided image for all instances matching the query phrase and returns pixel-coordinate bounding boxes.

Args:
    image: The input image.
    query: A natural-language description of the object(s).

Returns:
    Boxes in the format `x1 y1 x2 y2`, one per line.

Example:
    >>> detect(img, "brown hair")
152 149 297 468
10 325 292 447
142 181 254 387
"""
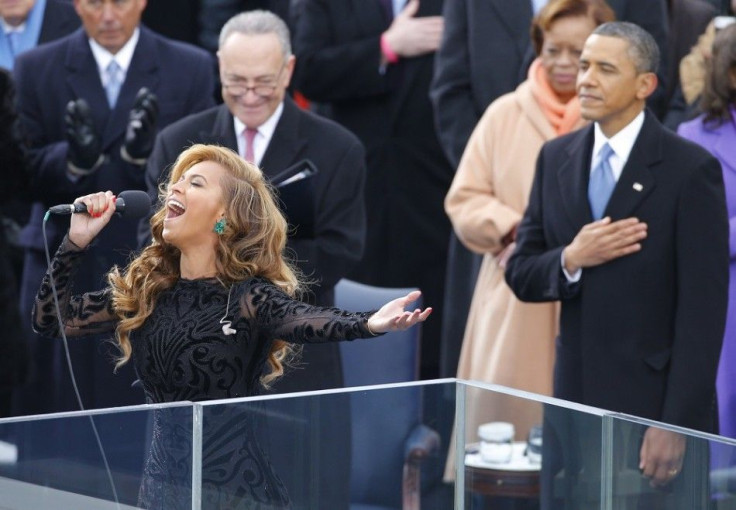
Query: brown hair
531 0 616 55
701 23 736 126
108 144 301 387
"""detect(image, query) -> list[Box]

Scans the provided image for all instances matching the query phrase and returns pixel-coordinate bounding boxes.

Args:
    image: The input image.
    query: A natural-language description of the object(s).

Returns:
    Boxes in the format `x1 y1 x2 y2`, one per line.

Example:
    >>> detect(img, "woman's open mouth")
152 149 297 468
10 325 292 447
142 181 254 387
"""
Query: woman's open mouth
166 199 185 220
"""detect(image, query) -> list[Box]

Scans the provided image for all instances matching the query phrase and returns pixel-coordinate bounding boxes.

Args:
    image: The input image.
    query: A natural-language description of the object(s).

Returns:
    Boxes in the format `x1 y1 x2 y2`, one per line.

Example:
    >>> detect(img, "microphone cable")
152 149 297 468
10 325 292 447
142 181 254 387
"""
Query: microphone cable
42 210 121 509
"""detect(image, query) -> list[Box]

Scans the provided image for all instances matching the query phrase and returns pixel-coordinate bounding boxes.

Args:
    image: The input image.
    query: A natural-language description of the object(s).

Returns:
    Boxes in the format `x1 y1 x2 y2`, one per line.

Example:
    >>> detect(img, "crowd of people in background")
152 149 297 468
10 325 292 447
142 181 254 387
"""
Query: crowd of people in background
1 0 735 464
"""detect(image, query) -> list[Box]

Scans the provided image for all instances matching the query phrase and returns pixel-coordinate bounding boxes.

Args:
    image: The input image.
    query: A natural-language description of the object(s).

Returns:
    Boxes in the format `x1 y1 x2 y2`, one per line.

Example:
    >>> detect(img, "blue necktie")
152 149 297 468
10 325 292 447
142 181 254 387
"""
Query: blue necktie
588 143 616 220
104 60 122 108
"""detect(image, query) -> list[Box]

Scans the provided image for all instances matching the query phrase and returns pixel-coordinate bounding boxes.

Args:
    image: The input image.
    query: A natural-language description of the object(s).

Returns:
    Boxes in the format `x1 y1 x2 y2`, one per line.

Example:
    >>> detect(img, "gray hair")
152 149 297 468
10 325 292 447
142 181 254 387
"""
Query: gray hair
592 21 660 74
218 10 292 59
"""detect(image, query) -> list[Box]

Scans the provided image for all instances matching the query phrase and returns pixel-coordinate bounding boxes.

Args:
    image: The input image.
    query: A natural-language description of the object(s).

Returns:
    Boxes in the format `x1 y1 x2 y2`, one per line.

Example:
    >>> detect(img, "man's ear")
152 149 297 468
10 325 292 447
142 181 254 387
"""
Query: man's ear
283 55 296 88
636 72 658 101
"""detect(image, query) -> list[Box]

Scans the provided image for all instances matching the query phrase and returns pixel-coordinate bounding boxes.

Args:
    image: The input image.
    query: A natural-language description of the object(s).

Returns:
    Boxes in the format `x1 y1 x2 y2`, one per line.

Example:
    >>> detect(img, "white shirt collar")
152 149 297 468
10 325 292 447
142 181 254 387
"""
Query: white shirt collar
591 110 645 181
88 27 140 75
392 0 406 16
2 19 26 34
233 101 285 165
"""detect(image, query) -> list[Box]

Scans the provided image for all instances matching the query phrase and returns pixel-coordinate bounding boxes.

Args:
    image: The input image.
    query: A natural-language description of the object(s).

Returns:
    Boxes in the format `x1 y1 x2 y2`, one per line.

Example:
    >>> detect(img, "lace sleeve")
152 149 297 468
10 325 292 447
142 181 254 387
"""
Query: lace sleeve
241 279 377 344
32 236 118 338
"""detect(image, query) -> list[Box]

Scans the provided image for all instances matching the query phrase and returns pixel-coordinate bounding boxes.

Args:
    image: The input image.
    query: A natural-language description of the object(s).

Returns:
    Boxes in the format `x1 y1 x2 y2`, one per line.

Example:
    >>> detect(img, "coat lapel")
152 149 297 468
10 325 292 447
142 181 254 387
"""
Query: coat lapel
356 0 390 34
260 98 307 179
604 114 659 220
65 30 110 139
197 104 238 150
558 125 595 228
101 26 160 148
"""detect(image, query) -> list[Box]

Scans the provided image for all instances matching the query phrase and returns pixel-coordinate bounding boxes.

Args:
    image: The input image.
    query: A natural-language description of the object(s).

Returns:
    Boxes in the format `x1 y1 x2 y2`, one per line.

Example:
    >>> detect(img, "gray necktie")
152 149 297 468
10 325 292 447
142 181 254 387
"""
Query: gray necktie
588 143 616 220
104 60 123 108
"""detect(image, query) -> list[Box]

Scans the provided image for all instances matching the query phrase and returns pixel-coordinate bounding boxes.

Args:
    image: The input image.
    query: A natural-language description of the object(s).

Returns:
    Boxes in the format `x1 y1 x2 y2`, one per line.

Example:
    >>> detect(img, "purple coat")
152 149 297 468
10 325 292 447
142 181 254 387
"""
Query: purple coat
678 110 736 438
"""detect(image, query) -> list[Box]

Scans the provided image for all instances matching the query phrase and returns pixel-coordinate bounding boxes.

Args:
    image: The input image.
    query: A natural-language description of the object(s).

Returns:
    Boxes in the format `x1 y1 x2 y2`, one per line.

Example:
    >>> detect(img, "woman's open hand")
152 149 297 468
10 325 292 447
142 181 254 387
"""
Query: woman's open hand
68 191 117 249
366 290 432 334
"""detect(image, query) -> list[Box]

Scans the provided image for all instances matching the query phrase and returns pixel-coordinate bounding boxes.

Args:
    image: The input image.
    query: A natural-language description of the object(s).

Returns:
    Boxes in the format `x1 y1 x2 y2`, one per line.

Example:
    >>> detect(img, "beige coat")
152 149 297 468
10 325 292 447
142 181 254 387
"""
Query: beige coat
445 80 586 455
680 20 715 105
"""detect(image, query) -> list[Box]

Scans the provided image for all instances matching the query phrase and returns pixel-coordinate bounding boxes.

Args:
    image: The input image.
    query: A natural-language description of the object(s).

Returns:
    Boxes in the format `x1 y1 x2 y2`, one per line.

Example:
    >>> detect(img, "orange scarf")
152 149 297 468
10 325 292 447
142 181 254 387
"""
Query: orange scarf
528 58 581 135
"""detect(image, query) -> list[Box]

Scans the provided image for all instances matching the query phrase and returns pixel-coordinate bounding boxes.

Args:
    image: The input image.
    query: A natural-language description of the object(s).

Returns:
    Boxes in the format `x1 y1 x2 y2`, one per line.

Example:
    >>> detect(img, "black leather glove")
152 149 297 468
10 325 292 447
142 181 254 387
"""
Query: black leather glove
121 87 159 164
65 98 103 175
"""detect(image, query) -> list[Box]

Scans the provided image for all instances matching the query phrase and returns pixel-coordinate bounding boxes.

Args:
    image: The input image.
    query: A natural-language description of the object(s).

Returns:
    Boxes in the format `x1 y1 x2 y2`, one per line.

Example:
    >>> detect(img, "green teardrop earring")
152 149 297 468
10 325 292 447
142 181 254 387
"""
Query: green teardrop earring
213 218 227 235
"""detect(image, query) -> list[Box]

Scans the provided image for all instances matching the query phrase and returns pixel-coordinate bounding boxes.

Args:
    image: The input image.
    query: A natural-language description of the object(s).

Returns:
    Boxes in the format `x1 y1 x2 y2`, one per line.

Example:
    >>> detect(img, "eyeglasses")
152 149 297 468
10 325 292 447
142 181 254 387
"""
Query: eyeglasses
221 65 286 98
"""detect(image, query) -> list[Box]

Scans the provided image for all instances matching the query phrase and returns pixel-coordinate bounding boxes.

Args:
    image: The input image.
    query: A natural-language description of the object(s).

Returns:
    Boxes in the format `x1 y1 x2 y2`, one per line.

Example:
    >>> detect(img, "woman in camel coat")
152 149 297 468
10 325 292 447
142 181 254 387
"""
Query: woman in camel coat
444 0 613 462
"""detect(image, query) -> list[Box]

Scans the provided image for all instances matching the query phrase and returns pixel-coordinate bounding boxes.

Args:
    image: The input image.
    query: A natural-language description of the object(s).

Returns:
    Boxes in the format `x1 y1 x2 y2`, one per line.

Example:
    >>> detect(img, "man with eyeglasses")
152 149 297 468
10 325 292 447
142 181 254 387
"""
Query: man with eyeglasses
11 0 215 418
141 10 365 508
142 10 366 375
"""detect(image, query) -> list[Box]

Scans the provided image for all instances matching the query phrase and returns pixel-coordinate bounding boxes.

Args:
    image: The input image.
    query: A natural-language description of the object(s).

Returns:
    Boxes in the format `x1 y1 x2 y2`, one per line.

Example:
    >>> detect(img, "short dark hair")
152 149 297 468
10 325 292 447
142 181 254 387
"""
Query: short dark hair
701 23 736 126
531 0 616 56
592 21 660 74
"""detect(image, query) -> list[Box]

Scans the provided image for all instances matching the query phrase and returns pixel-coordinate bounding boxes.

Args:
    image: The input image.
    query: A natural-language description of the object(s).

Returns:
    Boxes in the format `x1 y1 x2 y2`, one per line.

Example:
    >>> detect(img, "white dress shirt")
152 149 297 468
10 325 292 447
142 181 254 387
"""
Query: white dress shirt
88 27 140 88
392 0 407 16
233 101 284 166
562 110 646 282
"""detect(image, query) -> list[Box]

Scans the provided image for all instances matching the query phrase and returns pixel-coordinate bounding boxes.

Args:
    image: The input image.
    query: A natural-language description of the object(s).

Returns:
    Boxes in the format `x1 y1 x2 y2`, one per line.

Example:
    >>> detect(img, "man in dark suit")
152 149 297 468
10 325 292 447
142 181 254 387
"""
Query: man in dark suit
293 0 452 380
505 22 728 507
0 0 79 301
0 69 27 417
431 0 671 379
141 11 365 508
12 0 215 416
141 10 366 385
0 0 80 70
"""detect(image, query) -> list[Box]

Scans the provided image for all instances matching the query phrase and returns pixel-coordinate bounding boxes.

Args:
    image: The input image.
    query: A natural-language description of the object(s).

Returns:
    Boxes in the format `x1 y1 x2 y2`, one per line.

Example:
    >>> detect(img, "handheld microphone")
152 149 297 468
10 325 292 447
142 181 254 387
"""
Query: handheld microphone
48 190 152 219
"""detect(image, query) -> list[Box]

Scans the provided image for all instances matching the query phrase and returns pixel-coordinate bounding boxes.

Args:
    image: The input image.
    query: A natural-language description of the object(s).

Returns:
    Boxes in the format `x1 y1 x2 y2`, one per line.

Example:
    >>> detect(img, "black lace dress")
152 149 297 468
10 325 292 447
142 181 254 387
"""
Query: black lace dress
33 238 376 509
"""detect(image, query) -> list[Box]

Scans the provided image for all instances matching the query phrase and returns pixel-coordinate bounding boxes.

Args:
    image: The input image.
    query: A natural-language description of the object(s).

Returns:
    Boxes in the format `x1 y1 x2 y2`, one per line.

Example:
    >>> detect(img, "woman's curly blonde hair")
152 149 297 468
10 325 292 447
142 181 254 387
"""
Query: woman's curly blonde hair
107 144 301 387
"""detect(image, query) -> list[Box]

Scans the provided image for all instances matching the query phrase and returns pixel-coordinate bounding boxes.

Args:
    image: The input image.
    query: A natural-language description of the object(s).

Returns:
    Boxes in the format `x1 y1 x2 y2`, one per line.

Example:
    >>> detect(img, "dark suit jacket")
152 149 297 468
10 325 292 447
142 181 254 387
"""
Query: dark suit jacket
294 0 453 377
293 0 452 273
38 0 81 45
0 70 25 405
0 0 78 227
12 25 215 413
141 98 366 310
505 112 728 432
141 0 200 45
